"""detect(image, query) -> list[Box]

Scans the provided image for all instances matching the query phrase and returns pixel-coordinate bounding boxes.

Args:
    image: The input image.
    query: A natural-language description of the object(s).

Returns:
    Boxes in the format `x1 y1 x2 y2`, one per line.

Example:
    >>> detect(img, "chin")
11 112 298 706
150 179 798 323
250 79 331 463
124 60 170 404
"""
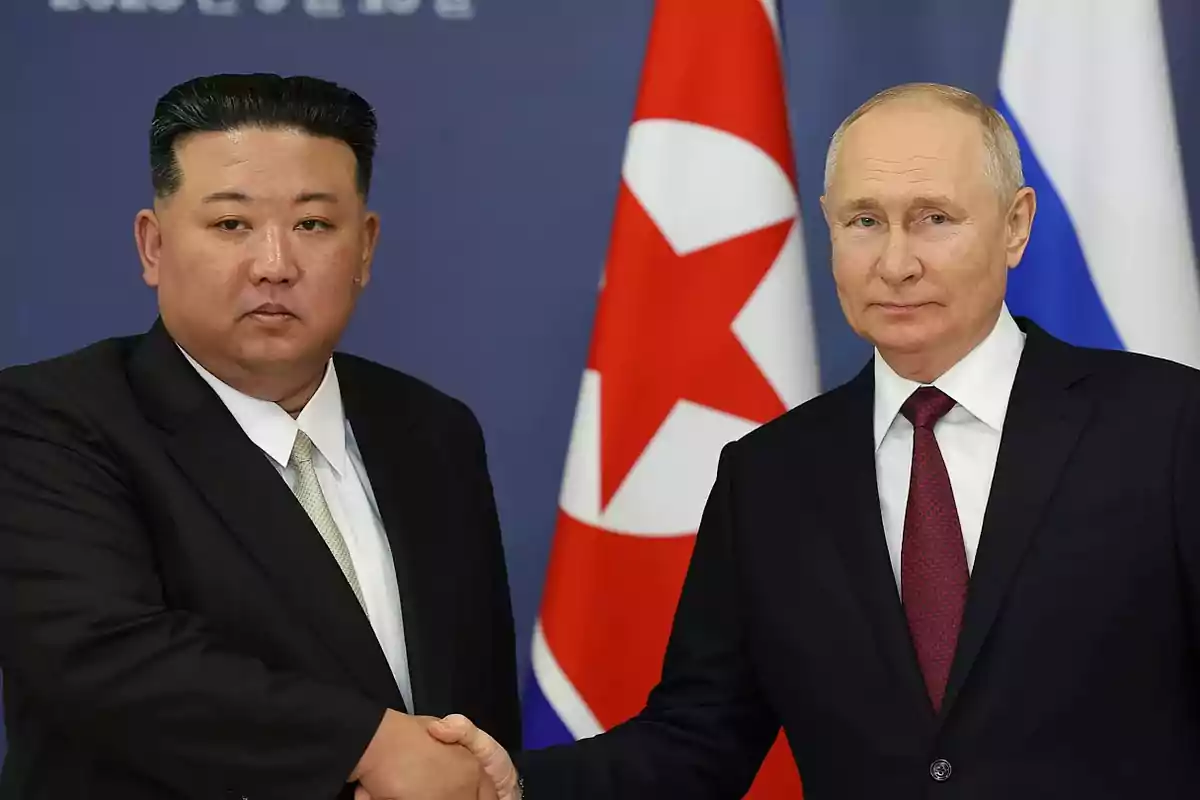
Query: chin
236 337 306 367
866 321 941 356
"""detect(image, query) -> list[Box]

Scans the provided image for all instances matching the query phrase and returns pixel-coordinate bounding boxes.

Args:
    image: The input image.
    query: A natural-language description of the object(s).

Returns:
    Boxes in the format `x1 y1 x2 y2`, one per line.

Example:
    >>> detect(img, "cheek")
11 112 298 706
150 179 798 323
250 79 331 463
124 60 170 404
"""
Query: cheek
832 226 887 264
831 246 874 298
911 234 977 285
913 237 1001 317
158 249 241 302
295 248 362 306
943 238 1001 293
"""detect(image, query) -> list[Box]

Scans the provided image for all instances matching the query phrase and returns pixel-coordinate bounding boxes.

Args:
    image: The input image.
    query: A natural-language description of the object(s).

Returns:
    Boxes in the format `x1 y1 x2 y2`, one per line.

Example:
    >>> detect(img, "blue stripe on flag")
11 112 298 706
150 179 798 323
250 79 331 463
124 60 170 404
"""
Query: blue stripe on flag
521 671 577 748
997 93 1125 351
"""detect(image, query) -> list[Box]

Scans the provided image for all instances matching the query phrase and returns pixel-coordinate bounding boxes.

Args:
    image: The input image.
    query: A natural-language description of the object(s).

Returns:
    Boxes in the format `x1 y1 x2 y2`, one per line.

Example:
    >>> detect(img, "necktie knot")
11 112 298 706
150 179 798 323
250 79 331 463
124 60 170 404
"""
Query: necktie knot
901 386 957 430
290 430 316 466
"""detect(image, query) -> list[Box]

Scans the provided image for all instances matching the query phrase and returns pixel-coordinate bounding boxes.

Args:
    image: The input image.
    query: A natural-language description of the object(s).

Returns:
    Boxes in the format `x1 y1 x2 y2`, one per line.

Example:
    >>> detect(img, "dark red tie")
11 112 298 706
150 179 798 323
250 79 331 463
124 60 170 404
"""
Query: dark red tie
900 386 968 711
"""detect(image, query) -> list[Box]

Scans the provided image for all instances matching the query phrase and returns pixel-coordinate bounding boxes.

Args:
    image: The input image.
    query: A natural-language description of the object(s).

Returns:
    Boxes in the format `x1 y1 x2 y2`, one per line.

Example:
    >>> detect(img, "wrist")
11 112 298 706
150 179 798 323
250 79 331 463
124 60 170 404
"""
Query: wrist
350 708 402 783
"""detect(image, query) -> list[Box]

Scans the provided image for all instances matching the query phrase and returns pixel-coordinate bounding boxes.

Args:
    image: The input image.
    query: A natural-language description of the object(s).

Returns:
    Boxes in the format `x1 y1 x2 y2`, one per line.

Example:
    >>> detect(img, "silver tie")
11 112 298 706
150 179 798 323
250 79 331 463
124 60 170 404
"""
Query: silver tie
289 431 366 609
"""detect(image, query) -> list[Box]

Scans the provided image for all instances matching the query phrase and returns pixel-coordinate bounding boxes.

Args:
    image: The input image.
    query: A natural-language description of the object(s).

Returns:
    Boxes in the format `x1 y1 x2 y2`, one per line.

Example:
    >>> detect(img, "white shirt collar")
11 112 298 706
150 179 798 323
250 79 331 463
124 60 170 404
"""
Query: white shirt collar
873 304 1026 451
178 346 349 475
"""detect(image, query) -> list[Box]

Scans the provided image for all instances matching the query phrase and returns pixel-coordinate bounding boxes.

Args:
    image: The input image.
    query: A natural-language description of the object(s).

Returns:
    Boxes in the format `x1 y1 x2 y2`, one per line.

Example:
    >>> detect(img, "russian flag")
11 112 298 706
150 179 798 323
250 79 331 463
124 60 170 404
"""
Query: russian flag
999 0 1200 365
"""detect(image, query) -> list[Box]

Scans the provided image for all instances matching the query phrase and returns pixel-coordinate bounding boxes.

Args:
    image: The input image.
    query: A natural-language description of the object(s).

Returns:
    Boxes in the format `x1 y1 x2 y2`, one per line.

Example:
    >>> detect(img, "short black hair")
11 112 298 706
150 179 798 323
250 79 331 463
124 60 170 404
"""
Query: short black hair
149 73 377 198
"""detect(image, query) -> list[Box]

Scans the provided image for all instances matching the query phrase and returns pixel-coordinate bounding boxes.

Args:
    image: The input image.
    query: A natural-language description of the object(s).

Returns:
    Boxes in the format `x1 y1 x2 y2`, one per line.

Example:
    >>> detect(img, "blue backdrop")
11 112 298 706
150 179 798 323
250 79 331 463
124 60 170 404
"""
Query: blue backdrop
2 0 1199 762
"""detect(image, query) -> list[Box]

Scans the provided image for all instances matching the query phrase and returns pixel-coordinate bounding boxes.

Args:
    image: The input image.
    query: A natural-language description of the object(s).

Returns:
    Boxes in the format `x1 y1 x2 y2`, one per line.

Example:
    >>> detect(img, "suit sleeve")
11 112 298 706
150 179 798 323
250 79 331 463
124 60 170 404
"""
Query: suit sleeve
1174 372 1200 653
514 442 779 799
0 376 385 800
460 401 522 753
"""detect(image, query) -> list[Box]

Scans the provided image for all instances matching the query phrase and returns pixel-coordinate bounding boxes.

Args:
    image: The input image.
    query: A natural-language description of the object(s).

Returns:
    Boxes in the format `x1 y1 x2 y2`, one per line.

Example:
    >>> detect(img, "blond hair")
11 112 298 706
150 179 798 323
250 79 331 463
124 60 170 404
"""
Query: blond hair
823 82 1024 202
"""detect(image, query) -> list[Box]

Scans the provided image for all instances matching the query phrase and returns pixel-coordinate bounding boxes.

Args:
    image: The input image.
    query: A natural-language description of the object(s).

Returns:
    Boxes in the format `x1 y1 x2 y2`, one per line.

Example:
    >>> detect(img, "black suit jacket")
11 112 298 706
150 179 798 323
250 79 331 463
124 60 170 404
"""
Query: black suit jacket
519 319 1200 798
0 321 520 799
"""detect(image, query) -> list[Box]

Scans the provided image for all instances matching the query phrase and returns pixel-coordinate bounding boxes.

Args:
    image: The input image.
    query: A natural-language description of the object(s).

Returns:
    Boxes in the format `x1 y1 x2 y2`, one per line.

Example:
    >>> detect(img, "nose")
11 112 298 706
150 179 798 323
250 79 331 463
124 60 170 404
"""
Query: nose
877 228 921 286
247 223 298 284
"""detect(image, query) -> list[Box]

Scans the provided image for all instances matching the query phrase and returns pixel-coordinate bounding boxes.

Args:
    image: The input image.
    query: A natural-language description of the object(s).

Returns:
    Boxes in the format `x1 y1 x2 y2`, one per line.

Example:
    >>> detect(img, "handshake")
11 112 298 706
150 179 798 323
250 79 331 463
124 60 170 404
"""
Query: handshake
350 710 520 800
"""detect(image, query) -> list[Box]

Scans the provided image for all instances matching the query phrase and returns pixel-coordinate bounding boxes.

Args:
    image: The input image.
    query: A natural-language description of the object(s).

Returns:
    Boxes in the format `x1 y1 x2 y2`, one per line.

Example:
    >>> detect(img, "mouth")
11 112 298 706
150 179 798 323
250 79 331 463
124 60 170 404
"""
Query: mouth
873 302 935 313
245 303 297 321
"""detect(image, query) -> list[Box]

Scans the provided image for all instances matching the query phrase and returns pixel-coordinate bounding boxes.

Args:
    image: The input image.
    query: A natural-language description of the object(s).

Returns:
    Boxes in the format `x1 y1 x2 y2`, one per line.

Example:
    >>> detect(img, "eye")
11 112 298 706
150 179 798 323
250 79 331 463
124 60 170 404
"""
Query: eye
214 218 247 232
925 213 948 224
849 216 878 229
297 219 334 232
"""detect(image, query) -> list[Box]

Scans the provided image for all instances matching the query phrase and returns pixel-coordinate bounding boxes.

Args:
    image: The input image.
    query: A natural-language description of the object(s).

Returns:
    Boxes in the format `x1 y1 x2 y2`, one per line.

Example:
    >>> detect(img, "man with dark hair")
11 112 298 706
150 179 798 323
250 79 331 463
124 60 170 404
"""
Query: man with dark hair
0 73 519 799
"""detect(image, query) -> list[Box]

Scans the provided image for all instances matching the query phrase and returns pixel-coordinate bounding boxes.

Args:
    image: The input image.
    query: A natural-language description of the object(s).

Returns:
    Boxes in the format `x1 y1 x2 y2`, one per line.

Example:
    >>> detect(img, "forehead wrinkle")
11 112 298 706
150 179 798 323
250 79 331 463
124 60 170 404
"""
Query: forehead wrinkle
851 156 948 183
860 155 947 171
220 157 251 171
861 155 947 166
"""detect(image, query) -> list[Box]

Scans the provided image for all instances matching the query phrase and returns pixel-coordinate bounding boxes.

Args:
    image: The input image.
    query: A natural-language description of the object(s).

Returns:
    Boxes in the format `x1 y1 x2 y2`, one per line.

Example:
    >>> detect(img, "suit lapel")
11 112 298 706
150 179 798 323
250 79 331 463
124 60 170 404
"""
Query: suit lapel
939 320 1093 718
337 356 456 717
128 321 403 709
822 365 936 726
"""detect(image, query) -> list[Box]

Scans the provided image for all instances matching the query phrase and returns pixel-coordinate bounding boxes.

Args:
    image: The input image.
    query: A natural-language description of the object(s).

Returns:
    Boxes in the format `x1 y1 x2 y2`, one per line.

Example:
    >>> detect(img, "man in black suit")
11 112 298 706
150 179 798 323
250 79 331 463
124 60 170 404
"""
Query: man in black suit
429 82 1200 798
0 74 519 799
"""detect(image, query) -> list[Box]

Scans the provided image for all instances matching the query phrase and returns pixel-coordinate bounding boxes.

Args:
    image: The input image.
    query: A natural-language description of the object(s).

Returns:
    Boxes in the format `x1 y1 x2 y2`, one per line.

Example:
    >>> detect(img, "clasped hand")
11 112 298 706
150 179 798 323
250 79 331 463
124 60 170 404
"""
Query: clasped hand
352 709 518 800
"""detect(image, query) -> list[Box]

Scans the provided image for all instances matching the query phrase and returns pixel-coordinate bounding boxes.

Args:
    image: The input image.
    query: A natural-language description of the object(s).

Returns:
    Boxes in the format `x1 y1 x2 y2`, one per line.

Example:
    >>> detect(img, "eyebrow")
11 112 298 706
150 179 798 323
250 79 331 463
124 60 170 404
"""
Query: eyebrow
201 190 251 204
836 195 962 214
838 197 883 214
295 191 339 204
200 190 340 204
908 195 960 210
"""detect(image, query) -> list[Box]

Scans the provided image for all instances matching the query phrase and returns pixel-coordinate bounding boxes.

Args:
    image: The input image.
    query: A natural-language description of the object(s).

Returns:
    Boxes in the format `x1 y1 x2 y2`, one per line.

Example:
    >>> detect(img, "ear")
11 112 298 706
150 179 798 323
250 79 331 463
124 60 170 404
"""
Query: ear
356 211 380 289
1004 186 1037 269
134 207 163 288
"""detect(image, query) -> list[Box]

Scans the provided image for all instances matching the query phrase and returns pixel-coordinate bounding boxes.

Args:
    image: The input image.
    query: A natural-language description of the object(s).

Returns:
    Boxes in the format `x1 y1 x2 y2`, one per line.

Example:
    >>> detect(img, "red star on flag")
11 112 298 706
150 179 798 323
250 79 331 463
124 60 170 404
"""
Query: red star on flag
589 182 792 510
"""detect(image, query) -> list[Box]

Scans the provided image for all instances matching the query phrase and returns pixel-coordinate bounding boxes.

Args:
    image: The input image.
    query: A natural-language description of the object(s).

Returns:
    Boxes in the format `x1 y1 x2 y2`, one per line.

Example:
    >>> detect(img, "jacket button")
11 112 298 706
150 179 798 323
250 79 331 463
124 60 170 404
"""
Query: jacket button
929 758 952 782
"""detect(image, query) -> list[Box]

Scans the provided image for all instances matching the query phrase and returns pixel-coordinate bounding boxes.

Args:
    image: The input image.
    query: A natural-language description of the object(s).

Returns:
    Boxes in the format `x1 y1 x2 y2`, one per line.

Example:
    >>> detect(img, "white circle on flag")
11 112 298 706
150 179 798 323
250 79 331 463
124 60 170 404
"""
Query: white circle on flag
622 119 798 255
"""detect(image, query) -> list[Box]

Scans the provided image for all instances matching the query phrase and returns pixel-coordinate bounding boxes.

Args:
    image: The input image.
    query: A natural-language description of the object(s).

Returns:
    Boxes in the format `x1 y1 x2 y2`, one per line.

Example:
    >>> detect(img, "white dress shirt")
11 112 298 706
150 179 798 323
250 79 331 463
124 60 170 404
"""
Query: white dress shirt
180 348 414 713
874 305 1026 594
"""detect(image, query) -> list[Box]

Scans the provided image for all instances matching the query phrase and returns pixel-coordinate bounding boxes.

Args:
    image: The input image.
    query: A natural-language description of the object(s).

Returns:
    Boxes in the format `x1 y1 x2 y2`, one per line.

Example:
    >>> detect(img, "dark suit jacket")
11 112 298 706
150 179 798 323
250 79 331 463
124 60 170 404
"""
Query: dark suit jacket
0 321 521 799
518 318 1200 799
